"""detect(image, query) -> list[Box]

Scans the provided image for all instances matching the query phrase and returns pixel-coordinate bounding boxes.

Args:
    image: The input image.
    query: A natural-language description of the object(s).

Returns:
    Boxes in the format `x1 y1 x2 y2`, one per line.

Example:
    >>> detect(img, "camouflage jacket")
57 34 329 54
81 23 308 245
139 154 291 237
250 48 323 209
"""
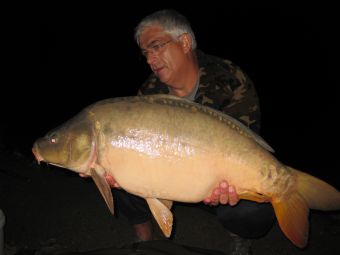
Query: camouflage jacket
138 50 261 133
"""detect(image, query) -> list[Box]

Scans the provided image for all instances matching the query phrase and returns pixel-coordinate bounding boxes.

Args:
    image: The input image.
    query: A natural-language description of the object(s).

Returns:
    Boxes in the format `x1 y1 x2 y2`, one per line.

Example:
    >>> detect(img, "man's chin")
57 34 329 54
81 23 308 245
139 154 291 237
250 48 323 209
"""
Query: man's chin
158 75 169 84
155 69 169 82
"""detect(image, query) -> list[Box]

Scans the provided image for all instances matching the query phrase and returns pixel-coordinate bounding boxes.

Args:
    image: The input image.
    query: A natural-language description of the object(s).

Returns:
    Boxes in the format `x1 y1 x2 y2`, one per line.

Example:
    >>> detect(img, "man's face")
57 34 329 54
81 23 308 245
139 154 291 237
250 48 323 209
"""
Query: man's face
138 26 187 86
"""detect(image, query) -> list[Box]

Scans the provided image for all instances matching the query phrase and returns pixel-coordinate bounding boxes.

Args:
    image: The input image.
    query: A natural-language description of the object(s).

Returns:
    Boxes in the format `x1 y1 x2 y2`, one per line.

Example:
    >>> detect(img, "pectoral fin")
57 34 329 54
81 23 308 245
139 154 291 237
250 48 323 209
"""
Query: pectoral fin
146 198 173 238
91 168 114 215
159 199 173 210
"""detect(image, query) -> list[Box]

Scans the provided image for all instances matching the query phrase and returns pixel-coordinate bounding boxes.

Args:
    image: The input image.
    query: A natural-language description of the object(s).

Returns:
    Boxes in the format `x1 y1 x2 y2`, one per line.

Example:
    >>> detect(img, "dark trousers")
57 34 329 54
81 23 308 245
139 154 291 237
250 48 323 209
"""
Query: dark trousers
113 189 275 239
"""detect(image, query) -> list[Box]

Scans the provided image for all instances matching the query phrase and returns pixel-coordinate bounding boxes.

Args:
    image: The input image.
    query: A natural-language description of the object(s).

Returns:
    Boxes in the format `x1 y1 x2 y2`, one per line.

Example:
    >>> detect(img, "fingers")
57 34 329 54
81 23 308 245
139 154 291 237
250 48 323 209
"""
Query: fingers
218 181 229 205
203 180 240 206
209 181 229 205
228 186 239 206
203 182 226 206
203 192 218 206
105 173 121 188
203 197 211 204
210 188 221 206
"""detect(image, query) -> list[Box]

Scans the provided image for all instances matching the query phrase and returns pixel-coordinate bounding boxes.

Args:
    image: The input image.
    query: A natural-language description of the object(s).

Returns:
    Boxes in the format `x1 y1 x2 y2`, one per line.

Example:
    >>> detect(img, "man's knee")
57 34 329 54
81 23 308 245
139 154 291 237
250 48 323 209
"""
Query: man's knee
112 189 152 224
216 200 275 238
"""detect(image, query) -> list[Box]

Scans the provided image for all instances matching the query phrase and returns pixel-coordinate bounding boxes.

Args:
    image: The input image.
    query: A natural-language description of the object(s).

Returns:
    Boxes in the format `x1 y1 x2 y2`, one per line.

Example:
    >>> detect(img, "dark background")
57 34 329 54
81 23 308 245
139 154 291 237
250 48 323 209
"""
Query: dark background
2 4 339 187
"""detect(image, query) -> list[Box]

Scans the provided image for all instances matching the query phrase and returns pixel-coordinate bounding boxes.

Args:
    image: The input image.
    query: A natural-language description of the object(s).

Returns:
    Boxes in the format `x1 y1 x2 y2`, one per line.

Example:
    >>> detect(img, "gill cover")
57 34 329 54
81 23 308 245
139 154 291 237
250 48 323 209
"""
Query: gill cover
33 111 95 171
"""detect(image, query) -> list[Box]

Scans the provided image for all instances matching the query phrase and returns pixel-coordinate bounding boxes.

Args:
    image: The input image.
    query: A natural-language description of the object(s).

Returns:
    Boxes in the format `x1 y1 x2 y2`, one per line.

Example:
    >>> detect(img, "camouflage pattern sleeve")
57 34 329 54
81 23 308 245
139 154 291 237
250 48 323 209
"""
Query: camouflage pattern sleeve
219 60 261 134
195 52 261 134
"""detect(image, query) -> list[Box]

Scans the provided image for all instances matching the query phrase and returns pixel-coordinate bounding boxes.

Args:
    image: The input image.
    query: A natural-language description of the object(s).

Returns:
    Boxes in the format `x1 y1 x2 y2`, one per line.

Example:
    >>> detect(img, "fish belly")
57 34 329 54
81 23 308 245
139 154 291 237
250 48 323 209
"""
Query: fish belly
102 148 225 202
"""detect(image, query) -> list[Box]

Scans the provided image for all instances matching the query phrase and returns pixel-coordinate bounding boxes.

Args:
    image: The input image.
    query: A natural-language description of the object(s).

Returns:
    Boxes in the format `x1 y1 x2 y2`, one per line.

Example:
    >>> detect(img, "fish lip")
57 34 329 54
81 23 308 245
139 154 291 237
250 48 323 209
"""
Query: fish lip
32 145 43 165
31 146 62 168
47 162 64 168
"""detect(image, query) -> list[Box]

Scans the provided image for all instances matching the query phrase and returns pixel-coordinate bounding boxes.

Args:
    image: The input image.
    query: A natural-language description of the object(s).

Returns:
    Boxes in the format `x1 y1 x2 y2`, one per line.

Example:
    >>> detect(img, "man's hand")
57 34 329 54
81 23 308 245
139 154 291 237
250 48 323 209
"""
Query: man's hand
79 173 121 189
104 174 121 188
203 181 239 206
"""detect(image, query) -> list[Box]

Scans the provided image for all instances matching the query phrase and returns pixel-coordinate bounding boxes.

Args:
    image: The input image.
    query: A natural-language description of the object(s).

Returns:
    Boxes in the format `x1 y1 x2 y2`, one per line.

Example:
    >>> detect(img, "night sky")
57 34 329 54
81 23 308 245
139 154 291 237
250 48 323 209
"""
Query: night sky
2 5 338 186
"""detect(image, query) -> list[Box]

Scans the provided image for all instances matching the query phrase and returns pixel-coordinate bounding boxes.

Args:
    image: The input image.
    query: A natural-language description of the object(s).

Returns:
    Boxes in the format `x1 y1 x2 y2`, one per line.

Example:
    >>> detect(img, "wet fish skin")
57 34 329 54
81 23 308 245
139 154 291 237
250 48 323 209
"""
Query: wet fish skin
32 94 340 248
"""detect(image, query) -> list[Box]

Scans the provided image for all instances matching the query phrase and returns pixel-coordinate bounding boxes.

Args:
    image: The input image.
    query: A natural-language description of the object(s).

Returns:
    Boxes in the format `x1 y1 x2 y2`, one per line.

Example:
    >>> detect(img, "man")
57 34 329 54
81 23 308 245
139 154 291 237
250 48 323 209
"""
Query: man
109 9 274 255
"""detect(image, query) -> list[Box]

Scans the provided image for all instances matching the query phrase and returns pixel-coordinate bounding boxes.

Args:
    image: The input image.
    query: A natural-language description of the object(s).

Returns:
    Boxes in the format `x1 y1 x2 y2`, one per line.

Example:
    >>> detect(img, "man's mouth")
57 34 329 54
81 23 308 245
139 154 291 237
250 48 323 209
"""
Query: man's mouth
153 66 165 76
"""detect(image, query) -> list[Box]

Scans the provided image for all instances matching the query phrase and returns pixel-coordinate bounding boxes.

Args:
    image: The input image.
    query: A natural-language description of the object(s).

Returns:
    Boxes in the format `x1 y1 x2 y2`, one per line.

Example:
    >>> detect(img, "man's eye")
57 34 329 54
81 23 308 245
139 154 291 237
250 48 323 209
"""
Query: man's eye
152 44 161 51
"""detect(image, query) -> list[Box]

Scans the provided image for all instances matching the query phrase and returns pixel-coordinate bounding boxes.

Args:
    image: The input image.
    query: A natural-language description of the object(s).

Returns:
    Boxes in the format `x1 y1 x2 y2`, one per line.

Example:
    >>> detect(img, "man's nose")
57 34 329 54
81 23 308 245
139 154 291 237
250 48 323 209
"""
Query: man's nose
146 53 158 65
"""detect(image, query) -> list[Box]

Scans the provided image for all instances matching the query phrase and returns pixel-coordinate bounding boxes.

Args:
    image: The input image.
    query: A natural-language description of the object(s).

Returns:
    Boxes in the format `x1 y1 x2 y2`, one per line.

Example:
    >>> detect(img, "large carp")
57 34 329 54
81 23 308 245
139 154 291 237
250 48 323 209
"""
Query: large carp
32 95 340 248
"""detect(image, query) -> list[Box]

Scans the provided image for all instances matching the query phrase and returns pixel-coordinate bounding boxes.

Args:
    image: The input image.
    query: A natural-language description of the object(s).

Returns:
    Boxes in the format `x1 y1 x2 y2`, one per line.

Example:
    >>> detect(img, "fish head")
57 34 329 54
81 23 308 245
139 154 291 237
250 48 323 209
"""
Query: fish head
32 112 96 174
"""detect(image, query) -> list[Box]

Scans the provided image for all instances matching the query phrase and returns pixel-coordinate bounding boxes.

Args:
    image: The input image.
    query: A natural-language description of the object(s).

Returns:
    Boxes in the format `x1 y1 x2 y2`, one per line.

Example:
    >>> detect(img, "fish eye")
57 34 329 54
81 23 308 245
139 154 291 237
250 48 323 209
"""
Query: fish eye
48 132 58 144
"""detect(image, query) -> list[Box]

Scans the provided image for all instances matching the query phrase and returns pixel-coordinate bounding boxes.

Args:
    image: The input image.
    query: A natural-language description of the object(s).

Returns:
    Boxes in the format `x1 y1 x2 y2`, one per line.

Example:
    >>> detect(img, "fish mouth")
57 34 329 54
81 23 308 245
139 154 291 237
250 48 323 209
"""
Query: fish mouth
32 145 43 165
32 146 63 168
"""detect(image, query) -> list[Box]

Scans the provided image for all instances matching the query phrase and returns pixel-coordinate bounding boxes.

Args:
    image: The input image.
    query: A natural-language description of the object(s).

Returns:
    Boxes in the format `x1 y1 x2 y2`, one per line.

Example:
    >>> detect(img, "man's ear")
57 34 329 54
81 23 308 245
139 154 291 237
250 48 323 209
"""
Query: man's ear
179 33 192 53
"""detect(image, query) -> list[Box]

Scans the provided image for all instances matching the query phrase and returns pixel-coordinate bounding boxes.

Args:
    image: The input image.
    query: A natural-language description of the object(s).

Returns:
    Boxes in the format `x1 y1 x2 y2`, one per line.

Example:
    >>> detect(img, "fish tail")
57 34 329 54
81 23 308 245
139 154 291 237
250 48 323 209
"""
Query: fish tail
272 167 340 248
291 167 340 211
272 191 309 248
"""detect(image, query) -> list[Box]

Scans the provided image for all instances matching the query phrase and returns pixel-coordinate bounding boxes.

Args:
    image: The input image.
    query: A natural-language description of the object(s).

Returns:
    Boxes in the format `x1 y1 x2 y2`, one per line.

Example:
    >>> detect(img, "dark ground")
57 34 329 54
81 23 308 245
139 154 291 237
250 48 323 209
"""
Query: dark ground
1 151 340 255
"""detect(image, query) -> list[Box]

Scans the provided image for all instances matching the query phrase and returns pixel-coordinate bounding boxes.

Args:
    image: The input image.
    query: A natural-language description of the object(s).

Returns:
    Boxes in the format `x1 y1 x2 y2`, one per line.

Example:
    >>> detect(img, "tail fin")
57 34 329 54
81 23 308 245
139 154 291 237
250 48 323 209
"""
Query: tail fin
272 167 340 248
272 193 309 248
291 167 340 210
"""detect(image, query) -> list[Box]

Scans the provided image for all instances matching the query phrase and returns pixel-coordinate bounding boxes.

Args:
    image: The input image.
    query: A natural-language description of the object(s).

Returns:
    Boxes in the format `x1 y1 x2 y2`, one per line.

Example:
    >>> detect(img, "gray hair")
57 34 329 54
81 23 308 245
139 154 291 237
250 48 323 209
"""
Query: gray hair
134 9 197 50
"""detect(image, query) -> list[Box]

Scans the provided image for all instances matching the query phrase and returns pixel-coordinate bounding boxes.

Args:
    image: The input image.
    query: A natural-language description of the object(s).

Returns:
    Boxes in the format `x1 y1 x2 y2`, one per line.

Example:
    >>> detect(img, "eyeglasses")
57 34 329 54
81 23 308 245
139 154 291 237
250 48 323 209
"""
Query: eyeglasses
141 39 173 58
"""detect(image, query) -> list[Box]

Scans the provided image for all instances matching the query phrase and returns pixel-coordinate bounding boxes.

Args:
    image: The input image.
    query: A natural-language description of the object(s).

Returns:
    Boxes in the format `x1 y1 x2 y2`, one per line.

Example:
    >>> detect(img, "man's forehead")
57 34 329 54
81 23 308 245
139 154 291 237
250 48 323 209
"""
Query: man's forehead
139 26 170 47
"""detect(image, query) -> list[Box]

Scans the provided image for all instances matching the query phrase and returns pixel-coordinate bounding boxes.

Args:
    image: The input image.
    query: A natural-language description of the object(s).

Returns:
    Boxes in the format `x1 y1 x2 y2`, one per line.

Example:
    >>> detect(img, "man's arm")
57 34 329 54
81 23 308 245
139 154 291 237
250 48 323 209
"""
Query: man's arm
220 61 261 133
